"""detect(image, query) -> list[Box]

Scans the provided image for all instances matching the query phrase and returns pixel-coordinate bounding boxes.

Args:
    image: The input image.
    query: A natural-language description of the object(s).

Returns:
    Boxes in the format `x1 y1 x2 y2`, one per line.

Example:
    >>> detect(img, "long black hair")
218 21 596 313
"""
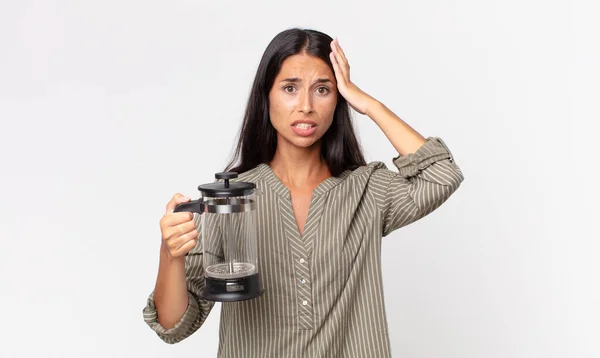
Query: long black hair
225 28 366 177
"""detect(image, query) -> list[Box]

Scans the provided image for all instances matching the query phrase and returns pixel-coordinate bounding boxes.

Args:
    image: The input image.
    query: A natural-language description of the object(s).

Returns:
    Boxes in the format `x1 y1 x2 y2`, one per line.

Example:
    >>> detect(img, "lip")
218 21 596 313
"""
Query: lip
291 120 317 127
291 120 318 137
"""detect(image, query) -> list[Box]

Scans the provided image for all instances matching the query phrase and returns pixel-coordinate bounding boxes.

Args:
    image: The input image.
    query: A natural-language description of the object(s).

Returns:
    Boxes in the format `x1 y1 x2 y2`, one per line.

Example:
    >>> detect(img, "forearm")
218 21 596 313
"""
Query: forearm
365 99 426 156
153 243 190 329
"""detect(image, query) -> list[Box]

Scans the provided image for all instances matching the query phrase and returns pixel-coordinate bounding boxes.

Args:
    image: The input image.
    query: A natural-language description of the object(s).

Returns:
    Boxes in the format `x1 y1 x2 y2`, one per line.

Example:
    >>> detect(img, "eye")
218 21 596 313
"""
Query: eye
316 86 330 95
283 85 296 93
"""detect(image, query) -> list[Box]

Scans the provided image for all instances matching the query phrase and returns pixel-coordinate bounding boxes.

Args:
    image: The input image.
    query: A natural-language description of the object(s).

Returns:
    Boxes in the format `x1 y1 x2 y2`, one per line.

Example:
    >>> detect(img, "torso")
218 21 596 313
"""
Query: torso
215 161 396 357
273 165 332 237
289 187 314 236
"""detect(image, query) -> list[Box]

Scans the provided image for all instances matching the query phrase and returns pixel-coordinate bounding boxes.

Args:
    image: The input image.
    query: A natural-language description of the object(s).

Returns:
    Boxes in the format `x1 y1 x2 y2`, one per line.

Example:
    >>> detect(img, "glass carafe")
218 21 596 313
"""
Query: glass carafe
174 172 263 302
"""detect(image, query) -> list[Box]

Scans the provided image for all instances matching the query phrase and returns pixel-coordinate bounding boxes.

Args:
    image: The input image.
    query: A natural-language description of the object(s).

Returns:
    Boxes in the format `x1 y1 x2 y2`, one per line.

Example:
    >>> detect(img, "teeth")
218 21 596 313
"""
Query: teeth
294 123 313 129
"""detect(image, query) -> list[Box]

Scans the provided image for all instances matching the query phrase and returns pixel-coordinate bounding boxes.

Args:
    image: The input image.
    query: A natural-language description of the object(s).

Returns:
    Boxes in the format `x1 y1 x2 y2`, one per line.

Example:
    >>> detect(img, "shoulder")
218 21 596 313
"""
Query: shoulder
225 164 270 186
349 161 388 175
324 161 397 194
346 161 395 183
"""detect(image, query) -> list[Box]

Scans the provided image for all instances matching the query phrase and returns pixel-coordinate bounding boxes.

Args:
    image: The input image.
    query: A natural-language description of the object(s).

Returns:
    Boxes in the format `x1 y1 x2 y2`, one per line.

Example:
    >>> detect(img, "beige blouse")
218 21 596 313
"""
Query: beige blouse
143 136 464 357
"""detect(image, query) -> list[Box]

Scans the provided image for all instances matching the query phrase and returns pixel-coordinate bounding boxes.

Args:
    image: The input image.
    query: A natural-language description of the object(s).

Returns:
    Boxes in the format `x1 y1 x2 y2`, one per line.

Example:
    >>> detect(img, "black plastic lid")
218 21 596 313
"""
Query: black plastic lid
197 172 256 197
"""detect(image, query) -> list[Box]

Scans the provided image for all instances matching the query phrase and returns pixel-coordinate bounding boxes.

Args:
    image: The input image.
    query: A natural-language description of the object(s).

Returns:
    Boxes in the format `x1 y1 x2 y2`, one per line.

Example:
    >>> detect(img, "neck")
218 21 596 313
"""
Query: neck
269 138 331 189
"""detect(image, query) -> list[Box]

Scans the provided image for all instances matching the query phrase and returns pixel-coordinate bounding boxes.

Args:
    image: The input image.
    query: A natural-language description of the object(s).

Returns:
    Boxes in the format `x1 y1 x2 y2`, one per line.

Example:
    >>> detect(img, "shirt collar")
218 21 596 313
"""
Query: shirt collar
255 163 351 199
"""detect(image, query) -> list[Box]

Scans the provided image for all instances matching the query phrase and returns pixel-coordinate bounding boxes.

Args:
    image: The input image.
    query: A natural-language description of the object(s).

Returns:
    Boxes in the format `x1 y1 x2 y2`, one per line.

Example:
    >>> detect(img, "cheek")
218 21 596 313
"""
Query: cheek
269 93 293 123
319 97 337 124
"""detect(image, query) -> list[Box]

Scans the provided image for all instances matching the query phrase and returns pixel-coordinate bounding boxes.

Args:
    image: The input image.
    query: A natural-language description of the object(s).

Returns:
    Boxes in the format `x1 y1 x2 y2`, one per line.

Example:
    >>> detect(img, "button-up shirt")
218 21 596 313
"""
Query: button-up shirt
143 137 464 357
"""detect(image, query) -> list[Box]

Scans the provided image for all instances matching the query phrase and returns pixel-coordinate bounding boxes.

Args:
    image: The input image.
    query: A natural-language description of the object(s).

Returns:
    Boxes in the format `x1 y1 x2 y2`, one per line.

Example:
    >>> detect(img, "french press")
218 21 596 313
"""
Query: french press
174 172 263 302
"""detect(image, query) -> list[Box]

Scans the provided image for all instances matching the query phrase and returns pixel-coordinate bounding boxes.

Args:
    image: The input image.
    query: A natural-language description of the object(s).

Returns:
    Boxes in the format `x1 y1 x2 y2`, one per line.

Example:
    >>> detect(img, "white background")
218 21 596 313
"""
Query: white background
1 0 598 357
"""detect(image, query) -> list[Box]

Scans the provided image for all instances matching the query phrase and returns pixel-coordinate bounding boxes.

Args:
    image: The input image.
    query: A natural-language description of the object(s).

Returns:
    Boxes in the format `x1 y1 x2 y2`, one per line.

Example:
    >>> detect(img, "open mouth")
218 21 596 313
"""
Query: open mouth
293 123 315 130
291 122 317 136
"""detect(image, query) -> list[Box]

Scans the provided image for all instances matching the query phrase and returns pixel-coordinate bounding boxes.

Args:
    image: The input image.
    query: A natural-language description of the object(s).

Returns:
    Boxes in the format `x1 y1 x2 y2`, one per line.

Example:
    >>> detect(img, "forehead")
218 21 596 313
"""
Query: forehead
276 53 334 79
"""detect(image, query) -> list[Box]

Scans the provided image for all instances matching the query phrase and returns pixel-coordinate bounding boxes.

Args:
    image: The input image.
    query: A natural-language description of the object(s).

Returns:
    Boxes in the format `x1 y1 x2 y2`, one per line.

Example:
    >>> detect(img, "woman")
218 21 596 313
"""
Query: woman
143 28 464 357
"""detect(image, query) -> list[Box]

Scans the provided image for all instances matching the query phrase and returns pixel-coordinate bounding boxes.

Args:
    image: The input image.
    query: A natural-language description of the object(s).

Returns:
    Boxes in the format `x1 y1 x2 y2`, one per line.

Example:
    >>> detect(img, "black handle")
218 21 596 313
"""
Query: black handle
173 199 204 213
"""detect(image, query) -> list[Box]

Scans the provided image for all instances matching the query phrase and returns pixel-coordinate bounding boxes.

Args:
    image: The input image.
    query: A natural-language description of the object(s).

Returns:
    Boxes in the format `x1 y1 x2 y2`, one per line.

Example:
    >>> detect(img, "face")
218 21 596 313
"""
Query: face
268 53 337 149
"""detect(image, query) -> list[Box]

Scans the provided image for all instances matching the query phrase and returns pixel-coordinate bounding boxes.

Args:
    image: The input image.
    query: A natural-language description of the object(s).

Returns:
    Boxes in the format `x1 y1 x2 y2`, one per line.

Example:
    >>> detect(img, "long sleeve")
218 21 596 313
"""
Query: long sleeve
142 214 215 344
371 136 464 237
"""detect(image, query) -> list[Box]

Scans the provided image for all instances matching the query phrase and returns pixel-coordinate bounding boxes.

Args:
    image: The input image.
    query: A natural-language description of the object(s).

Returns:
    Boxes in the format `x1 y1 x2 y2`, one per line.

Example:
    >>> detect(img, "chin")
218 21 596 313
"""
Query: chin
282 134 322 149
290 137 318 148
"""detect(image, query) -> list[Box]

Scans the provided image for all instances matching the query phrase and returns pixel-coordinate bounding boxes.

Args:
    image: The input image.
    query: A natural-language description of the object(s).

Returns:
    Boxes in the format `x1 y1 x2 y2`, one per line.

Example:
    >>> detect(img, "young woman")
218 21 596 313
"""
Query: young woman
143 28 464 357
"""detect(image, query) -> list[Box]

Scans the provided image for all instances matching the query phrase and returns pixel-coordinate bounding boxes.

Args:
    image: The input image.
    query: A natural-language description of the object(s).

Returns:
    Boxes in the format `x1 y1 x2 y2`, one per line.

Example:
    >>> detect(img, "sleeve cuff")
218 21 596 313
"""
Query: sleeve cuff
392 137 454 178
142 291 200 339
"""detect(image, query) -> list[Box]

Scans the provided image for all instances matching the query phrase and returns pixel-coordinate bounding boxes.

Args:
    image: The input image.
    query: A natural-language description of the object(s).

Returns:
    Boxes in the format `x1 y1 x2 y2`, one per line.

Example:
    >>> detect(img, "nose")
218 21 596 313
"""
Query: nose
298 90 314 114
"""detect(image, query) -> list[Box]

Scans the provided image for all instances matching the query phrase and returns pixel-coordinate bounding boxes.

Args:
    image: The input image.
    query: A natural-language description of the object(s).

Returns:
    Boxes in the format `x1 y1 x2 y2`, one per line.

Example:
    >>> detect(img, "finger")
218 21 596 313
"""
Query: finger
176 219 197 235
163 219 196 238
166 193 191 214
173 238 198 257
329 52 345 85
333 38 349 66
169 229 198 252
161 212 194 230
330 40 350 81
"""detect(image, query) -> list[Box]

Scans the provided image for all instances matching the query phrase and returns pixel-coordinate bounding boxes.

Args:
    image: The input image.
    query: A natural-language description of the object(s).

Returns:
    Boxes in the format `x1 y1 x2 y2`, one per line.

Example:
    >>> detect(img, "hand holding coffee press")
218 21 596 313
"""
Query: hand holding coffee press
158 193 200 259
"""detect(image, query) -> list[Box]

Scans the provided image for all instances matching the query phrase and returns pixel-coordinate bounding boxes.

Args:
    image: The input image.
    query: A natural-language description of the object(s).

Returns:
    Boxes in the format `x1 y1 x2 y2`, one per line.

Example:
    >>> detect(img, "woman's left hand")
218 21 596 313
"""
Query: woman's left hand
329 38 376 115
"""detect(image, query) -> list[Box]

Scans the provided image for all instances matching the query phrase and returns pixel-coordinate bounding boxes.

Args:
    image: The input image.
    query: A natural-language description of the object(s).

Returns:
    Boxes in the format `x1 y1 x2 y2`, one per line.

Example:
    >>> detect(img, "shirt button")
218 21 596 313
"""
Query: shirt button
300 278 306 284
299 258 305 264
302 300 308 306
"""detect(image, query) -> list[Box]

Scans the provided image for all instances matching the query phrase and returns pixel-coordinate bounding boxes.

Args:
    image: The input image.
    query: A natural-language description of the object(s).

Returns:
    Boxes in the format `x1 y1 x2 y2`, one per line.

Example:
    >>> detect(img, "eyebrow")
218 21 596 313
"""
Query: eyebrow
280 77 333 84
